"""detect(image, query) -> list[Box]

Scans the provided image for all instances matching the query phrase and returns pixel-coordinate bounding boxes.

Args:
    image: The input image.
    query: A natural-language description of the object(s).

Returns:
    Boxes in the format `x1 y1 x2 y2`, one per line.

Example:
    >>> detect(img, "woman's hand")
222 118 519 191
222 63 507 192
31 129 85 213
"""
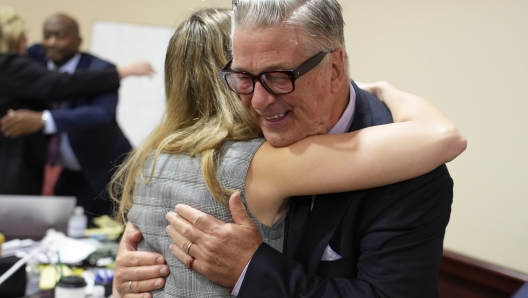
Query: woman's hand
117 62 155 79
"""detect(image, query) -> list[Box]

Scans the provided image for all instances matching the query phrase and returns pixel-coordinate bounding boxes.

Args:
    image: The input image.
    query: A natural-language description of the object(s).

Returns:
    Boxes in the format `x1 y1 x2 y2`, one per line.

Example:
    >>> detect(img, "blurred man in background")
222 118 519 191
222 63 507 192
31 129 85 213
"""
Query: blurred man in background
2 13 132 224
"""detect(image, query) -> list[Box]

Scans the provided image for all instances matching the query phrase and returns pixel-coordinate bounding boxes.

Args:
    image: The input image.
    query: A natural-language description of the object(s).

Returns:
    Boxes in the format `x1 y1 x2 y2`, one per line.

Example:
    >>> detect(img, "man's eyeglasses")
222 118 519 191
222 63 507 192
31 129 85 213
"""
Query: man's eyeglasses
220 51 329 95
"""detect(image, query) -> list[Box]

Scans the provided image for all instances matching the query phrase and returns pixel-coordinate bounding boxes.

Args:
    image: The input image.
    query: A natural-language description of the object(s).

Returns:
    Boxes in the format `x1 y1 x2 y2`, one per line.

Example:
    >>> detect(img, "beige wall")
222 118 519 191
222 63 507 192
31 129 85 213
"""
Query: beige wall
3 0 527 273
1 0 231 50
345 0 528 274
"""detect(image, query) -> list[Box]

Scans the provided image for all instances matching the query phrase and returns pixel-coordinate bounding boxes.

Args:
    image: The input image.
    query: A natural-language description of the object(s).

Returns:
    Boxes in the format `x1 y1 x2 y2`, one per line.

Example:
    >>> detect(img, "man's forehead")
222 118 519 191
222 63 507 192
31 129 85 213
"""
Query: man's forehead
44 17 76 34
44 22 69 33
231 27 306 72
44 26 67 32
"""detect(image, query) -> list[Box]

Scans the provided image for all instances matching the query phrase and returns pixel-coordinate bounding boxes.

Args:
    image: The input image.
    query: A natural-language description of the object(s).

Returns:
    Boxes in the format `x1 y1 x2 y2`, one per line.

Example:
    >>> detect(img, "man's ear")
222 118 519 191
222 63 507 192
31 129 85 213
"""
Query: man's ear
76 37 83 51
330 48 346 94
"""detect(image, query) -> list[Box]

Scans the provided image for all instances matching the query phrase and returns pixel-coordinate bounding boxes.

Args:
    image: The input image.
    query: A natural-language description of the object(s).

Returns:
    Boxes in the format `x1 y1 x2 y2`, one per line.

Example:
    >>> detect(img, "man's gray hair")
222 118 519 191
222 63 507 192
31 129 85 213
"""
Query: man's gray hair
232 0 348 74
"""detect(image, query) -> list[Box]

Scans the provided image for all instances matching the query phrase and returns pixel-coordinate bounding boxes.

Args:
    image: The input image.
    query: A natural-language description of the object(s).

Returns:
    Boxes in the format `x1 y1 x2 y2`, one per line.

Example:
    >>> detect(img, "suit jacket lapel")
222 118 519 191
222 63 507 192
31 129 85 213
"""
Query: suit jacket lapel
284 196 312 258
293 81 374 273
296 194 353 273
76 53 91 71
349 80 374 132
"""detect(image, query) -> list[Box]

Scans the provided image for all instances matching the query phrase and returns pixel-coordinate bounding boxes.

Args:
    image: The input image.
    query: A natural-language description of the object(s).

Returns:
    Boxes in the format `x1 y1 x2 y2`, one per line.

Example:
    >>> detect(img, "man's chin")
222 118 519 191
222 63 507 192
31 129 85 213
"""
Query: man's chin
45 54 64 65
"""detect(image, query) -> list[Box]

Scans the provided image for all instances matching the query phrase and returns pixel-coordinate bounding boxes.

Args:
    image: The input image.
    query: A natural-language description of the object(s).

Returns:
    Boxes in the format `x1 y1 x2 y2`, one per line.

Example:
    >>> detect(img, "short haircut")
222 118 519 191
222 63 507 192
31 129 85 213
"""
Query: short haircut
0 7 28 53
232 0 349 74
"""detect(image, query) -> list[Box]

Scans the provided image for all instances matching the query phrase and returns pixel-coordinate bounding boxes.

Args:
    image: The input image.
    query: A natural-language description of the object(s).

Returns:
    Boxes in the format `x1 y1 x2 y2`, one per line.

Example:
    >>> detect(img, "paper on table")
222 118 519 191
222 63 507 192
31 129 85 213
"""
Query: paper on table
1 238 38 258
36 230 98 264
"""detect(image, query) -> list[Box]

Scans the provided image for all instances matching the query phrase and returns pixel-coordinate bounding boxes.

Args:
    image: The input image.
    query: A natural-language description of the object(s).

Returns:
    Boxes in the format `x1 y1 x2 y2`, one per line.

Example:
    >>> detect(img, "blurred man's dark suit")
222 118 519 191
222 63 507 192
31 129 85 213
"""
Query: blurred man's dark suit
28 45 131 221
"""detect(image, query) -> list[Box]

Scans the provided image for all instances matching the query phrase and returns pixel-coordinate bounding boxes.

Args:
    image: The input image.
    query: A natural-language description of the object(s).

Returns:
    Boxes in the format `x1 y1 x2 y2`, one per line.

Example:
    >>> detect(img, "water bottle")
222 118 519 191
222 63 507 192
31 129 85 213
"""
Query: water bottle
25 258 40 297
68 206 87 238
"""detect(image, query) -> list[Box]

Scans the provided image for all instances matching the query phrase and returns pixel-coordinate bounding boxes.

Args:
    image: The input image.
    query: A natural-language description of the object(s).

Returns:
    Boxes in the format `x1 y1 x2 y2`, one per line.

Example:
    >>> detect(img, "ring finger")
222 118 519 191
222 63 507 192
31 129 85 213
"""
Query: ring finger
168 242 199 273
165 213 202 256
166 225 202 269
118 279 162 298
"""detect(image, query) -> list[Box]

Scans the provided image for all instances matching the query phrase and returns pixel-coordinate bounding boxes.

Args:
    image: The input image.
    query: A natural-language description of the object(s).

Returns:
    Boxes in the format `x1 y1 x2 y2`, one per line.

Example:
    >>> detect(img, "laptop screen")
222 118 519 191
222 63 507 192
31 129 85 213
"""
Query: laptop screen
0 195 76 241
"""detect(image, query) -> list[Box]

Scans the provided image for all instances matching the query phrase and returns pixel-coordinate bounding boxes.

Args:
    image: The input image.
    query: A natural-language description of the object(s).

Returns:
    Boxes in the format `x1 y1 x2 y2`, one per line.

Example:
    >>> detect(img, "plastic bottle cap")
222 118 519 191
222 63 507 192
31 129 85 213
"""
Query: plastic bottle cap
74 206 85 215
27 257 39 266
56 276 87 288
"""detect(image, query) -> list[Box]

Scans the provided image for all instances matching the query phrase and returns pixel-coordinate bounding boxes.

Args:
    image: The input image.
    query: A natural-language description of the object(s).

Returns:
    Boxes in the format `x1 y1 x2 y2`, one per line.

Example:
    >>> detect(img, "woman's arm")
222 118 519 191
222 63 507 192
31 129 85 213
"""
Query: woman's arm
246 82 467 226
0 54 118 100
116 61 154 79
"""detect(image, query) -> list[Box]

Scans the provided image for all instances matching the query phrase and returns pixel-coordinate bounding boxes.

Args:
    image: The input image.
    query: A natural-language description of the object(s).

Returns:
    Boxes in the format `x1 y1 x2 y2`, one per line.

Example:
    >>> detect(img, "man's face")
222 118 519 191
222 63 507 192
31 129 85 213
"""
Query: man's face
232 27 341 147
42 16 81 66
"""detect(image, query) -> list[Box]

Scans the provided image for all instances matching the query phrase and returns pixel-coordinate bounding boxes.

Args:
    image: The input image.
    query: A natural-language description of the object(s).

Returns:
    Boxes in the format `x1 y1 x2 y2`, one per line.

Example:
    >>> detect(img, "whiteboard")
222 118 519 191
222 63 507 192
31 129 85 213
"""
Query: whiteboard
90 21 175 147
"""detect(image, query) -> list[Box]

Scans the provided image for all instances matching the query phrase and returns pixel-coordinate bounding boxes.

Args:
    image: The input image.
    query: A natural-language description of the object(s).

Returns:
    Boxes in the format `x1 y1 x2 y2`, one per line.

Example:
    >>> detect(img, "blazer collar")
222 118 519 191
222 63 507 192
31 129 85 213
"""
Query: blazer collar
290 80 374 272
348 80 374 133
76 53 91 70
296 193 354 273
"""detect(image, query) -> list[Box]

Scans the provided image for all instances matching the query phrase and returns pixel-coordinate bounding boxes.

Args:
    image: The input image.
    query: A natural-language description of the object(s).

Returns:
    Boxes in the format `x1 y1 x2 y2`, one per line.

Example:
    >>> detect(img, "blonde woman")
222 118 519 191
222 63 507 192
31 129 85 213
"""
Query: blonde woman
111 7 465 297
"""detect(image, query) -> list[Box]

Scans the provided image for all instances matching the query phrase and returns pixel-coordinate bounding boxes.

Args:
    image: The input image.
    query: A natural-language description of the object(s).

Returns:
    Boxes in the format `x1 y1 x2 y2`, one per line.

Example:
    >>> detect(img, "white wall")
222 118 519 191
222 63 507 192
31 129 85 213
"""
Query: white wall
90 21 174 146
3 0 527 274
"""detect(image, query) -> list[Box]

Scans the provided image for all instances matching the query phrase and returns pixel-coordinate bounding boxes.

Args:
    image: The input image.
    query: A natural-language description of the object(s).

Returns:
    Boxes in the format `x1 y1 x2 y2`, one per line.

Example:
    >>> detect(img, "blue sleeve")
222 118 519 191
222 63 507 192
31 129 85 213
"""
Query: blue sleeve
51 60 118 132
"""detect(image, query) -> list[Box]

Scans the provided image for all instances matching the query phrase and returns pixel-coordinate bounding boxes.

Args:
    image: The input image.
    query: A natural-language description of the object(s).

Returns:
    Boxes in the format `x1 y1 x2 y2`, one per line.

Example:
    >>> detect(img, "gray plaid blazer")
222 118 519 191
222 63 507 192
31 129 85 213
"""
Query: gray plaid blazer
128 139 284 297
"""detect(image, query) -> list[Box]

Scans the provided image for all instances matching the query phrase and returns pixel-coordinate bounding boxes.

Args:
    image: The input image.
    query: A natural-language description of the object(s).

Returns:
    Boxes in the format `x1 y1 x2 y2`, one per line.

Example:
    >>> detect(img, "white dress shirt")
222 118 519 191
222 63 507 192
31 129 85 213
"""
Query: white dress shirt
42 53 82 171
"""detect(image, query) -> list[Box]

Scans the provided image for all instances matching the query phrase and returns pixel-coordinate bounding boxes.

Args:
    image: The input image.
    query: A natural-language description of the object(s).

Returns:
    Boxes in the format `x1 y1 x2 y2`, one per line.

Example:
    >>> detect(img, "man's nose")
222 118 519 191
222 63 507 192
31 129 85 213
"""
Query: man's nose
47 36 58 46
251 81 276 111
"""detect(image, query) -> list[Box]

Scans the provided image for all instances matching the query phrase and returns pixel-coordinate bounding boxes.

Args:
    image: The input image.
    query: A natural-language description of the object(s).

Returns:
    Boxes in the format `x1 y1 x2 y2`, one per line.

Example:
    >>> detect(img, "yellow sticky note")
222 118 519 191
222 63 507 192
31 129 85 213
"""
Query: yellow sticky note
0 232 4 255
85 215 124 240
39 264 73 290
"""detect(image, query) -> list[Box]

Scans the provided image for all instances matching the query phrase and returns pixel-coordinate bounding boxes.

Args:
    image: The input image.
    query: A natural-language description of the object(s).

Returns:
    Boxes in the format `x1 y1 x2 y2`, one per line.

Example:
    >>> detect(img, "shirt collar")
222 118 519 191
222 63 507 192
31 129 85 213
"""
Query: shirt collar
328 82 356 135
47 52 81 74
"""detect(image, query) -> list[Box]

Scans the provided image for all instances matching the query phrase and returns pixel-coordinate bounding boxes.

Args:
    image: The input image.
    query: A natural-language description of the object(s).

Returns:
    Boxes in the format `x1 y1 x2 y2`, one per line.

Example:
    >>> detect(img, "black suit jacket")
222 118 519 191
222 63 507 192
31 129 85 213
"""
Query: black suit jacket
0 53 120 195
0 53 120 107
239 81 453 298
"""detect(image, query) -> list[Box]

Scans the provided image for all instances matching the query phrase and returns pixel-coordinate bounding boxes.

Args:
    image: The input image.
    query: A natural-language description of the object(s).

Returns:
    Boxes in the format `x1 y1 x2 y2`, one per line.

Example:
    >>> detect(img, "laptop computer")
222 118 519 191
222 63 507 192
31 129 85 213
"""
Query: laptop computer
0 195 76 241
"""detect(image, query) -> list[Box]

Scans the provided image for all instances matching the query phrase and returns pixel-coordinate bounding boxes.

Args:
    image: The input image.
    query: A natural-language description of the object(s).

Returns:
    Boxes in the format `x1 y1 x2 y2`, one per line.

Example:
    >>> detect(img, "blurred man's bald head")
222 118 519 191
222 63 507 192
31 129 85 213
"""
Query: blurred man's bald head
45 14 80 36
42 13 82 66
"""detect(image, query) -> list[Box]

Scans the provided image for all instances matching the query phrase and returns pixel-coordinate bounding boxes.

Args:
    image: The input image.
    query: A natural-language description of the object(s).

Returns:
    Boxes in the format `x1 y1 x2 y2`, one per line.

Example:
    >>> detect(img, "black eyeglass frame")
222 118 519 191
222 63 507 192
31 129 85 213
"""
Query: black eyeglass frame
220 51 329 95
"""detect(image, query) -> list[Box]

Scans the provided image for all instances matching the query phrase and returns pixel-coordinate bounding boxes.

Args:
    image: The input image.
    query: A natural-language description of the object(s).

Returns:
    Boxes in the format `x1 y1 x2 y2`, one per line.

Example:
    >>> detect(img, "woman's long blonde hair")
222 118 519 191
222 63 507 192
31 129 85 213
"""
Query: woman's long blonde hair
110 8 261 223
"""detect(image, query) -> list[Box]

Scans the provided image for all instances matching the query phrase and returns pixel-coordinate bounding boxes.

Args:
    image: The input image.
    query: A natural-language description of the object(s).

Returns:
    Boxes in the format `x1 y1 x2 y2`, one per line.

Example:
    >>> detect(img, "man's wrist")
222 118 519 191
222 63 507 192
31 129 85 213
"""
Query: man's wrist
230 259 251 296
40 111 48 127
39 111 48 131
41 110 58 134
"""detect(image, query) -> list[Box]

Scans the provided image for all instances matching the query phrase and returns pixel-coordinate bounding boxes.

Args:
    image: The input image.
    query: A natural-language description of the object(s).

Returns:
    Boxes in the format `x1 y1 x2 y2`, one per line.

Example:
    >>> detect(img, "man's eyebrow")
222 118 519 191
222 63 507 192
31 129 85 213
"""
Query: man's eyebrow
231 62 292 73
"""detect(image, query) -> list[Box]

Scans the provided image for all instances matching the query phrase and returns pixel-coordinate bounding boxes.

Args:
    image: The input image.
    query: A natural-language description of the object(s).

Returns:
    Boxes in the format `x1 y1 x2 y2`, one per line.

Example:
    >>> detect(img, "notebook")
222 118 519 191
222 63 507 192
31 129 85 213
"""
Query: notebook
0 195 76 241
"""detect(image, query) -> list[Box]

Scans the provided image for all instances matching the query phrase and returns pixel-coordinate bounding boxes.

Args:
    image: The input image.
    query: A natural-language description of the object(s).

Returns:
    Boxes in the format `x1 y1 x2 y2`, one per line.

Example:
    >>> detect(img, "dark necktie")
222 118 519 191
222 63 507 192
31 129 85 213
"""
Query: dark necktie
41 103 62 195
46 102 61 165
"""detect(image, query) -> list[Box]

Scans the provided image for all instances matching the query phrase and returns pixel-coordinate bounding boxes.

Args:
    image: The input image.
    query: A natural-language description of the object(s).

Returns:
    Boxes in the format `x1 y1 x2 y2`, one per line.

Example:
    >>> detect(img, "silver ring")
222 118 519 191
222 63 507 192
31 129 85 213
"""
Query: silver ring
128 280 132 292
185 242 194 255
